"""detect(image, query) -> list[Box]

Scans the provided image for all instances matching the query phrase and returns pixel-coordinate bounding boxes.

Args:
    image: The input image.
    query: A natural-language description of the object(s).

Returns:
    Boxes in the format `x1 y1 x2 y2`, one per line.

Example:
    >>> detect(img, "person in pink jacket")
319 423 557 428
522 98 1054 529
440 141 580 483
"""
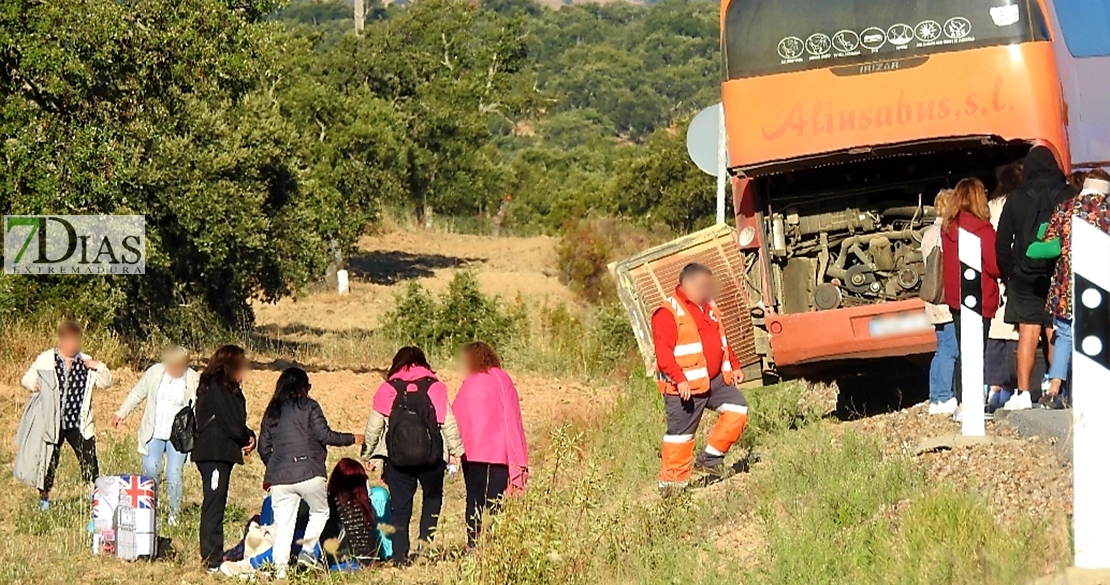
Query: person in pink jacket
451 342 529 550
363 347 463 566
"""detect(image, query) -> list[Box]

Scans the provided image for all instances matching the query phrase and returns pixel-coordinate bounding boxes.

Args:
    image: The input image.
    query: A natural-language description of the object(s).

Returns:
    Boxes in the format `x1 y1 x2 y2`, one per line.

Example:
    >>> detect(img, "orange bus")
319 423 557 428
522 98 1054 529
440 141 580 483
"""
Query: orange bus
721 0 1110 374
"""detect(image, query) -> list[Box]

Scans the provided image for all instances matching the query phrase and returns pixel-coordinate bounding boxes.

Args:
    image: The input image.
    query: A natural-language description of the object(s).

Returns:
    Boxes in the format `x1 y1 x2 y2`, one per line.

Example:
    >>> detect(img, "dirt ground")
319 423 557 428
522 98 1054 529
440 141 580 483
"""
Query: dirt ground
0 362 604 475
849 402 1073 528
0 226 1076 582
253 229 575 334
0 227 609 584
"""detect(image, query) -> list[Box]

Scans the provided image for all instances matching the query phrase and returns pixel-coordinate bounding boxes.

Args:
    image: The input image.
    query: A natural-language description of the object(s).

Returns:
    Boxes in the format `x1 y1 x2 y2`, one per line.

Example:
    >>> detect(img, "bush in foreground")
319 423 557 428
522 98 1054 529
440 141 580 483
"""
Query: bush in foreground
382 271 527 354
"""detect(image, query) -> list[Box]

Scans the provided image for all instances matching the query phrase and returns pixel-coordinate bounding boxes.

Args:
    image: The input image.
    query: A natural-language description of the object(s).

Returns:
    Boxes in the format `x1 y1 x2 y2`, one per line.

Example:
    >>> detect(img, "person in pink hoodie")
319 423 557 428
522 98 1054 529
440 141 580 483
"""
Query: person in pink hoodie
362 347 463 566
451 342 529 550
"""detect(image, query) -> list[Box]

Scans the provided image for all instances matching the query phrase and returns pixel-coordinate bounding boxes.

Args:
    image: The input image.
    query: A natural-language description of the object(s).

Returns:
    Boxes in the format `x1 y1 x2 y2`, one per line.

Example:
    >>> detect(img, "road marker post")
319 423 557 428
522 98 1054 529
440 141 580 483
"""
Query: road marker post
337 269 350 295
958 227 985 436
1071 218 1110 568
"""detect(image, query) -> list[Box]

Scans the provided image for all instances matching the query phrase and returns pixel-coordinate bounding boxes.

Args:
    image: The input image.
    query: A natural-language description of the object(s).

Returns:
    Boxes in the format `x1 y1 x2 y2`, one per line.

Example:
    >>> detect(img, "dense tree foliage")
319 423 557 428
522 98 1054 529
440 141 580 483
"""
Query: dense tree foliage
1 0 721 337
279 0 721 233
0 0 324 341
491 0 721 232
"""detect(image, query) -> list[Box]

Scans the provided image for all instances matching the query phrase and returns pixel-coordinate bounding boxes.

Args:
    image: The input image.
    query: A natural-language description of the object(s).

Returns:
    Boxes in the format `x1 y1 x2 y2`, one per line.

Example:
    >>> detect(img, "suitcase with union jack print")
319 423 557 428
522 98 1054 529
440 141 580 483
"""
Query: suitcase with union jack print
91 475 157 559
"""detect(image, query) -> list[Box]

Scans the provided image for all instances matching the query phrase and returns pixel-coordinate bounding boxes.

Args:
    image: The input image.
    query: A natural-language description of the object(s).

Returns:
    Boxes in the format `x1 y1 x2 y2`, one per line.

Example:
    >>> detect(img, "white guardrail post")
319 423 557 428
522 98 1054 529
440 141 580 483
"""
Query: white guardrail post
958 227 985 436
1071 218 1110 569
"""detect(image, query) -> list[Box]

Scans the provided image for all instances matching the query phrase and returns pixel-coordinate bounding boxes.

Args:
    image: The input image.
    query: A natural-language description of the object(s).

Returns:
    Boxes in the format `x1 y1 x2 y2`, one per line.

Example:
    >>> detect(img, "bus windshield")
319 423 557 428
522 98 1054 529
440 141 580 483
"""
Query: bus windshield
724 0 1042 79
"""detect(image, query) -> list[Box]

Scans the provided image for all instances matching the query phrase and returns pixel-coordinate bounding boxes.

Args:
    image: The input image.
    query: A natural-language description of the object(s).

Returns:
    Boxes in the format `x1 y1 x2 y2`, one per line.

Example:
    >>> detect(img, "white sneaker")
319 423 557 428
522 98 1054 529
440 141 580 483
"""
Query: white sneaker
1002 391 1033 411
220 561 254 578
928 402 939 415
166 515 178 527
935 398 958 415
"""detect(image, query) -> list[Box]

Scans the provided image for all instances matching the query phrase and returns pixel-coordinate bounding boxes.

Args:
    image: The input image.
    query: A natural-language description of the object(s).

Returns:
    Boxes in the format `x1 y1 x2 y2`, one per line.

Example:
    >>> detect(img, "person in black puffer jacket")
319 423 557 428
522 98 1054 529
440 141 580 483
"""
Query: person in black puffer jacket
257 367 363 577
193 345 256 572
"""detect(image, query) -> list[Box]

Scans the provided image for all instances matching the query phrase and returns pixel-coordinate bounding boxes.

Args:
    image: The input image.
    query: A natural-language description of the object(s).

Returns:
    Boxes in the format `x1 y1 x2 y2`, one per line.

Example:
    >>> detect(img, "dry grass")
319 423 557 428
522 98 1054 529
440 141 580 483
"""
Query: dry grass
0 228 1076 585
0 351 615 585
0 318 128 385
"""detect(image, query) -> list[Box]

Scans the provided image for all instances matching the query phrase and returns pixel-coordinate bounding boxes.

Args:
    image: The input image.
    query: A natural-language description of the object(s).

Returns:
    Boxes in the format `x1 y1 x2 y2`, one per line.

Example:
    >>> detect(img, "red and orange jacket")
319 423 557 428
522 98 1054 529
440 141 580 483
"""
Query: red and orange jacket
651 287 740 395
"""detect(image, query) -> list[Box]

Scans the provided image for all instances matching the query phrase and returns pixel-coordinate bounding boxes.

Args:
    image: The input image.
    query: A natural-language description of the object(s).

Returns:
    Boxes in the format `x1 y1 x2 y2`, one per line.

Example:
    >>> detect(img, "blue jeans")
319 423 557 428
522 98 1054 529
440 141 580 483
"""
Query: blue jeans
929 322 958 403
142 438 187 515
1048 316 1072 382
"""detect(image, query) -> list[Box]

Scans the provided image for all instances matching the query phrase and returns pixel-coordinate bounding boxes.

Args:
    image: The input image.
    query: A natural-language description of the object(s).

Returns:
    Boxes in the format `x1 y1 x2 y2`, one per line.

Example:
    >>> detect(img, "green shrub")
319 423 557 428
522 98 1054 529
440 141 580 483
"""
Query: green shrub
555 223 614 304
381 271 526 354
589 302 636 367
555 217 667 304
504 301 636 380
740 381 823 449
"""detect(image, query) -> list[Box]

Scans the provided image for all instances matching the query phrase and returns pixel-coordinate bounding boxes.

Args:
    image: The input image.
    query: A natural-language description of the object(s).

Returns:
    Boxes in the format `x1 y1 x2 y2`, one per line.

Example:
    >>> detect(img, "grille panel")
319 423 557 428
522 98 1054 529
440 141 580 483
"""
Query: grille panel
611 225 758 373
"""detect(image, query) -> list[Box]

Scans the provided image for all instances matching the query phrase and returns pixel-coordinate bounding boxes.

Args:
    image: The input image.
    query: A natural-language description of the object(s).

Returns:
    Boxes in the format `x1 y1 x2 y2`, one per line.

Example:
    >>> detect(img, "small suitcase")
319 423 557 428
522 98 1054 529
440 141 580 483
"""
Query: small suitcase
92 475 157 559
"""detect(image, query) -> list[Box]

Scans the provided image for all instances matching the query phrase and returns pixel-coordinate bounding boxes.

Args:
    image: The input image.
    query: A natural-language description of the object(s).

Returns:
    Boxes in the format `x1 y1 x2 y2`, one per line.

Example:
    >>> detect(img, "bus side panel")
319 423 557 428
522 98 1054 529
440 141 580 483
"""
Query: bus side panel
1045 0 1110 167
722 44 1068 169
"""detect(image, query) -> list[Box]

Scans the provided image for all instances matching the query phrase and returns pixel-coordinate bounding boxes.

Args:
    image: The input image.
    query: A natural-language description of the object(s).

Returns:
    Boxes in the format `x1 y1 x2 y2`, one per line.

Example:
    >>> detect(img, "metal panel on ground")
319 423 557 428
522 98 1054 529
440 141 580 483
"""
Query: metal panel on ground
610 224 760 379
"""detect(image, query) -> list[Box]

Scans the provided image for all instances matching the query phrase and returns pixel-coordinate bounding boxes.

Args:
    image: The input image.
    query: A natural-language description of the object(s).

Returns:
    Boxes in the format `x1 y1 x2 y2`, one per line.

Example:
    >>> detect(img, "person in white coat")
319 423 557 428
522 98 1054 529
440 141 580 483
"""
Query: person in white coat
112 346 198 524
19 320 113 510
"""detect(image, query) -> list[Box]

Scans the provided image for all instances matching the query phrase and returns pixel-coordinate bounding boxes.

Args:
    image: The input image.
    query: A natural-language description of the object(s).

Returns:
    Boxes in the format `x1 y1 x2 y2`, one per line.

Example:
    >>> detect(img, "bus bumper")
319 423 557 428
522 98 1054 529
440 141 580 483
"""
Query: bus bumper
766 300 937 367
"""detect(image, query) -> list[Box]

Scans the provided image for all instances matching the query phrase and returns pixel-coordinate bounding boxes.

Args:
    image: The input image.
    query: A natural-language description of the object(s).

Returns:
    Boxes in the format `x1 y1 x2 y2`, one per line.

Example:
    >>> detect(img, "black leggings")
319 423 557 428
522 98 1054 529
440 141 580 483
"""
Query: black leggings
42 428 99 498
462 459 510 548
383 460 445 562
197 461 233 569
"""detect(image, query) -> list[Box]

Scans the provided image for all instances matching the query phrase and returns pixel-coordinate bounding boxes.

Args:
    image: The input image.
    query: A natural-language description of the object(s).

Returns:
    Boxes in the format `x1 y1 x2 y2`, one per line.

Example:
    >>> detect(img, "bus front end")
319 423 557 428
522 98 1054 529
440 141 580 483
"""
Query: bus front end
721 0 1068 372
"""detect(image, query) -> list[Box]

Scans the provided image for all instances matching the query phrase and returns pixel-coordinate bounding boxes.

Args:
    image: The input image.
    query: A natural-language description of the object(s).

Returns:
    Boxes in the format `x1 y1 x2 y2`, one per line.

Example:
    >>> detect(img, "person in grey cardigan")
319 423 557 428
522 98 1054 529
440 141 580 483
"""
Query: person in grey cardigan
111 345 198 523
16 320 113 510
257 367 363 577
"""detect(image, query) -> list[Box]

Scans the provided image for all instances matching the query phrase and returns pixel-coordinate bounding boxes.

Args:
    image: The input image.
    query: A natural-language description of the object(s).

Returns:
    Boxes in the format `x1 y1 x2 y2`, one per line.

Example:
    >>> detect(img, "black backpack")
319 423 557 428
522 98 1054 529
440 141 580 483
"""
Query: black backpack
169 400 197 453
384 378 443 468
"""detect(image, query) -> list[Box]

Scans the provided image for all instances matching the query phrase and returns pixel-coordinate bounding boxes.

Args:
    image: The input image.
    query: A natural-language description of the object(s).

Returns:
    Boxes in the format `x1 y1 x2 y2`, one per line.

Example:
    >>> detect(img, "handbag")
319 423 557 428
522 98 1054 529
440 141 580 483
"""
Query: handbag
169 401 197 453
920 246 945 305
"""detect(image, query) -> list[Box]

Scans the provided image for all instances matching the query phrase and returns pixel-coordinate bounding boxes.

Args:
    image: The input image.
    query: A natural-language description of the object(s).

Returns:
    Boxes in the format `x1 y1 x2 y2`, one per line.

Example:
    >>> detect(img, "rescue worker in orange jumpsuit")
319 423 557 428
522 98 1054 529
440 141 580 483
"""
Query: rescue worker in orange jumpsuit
651 263 748 489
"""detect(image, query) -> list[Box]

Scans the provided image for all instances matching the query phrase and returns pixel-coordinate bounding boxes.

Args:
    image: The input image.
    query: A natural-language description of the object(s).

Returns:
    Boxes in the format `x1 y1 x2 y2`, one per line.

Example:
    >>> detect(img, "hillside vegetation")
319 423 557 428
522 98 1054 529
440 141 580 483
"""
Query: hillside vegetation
1 0 720 342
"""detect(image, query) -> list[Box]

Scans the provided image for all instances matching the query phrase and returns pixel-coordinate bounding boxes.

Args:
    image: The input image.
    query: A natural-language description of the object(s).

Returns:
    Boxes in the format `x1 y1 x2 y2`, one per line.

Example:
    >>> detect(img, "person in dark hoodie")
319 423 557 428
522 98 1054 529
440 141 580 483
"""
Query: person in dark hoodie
193 344 256 573
994 146 1077 410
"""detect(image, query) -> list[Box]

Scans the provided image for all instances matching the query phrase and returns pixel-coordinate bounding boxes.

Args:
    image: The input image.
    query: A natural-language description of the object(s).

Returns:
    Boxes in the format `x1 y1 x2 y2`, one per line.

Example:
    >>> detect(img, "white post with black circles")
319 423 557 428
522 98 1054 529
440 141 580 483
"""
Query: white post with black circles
1071 218 1110 569
958 228 985 437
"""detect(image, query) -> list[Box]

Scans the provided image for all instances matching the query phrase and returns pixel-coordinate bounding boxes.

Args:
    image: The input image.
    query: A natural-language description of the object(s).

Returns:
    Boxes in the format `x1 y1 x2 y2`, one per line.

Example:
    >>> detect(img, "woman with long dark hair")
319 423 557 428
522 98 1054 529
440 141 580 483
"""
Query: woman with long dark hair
257 367 362 578
193 345 255 572
319 458 385 568
452 342 528 550
363 346 463 566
